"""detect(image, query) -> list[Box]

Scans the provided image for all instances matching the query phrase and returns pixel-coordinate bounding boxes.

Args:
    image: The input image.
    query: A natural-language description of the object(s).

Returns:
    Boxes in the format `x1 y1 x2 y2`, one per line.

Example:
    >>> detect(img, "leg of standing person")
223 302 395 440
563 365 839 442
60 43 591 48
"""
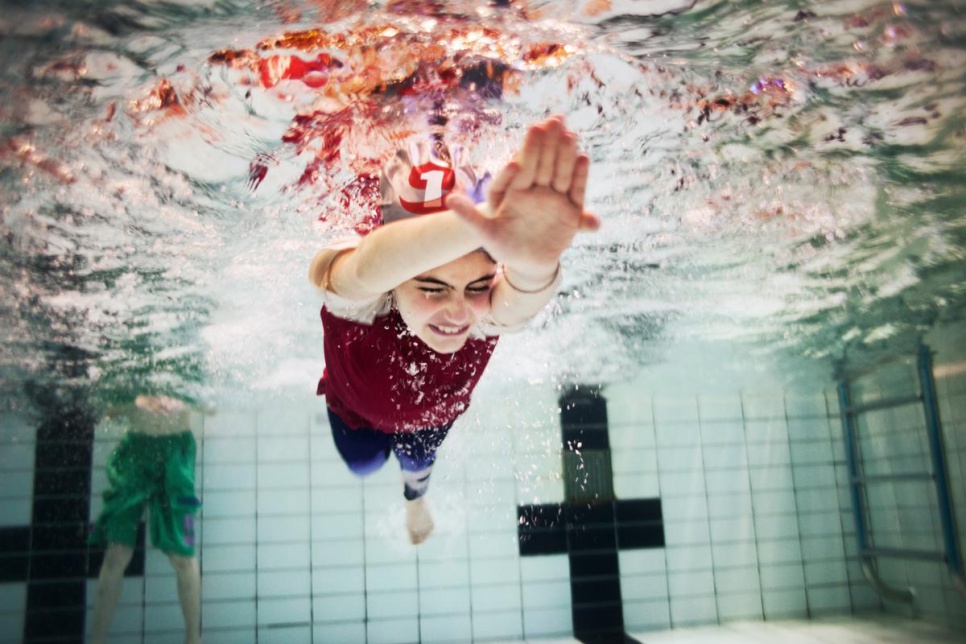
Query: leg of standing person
392 424 452 544
90 543 134 644
168 553 201 644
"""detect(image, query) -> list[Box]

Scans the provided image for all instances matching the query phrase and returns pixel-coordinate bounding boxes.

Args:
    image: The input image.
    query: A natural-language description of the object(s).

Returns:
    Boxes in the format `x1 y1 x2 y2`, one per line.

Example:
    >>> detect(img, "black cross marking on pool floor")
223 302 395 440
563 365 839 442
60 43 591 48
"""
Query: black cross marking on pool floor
0 396 145 643
517 387 665 644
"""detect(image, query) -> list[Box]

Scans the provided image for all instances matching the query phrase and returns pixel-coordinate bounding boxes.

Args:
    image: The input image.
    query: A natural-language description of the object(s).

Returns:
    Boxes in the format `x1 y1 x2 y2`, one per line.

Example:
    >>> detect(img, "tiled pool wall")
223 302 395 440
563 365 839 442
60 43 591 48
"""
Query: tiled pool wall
1 348 964 642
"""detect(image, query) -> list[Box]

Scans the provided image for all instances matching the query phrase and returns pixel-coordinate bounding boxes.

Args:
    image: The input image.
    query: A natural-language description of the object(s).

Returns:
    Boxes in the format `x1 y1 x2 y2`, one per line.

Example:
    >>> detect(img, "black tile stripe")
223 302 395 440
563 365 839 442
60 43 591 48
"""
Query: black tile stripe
517 387 663 644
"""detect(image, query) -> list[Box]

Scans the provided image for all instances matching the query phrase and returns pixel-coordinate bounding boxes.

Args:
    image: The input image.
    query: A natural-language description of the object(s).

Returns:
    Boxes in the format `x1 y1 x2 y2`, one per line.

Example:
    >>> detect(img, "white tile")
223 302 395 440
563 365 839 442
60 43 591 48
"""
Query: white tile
798 510 842 538
714 567 761 593
711 541 759 568
420 614 473 643
653 398 700 426
312 564 364 595
367 589 418 619
662 495 708 523
619 549 666 576
202 571 256 601
203 600 258 630
418 559 470 589
658 471 706 497
761 587 808 618
704 470 751 494
0 444 34 470
257 596 311 627
367 617 419 644
804 561 849 586
257 487 310 516
469 557 520 585
466 504 517 535
800 535 846 562
605 384 653 429
614 472 662 498
716 590 763 621
312 593 366 623
256 626 311 644
0 499 30 526
657 445 705 472
258 541 310 570
202 490 256 518
806 586 852 613
201 517 256 545
698 395 743 422
666 545 713 572
312 539 365 566
471 609 522 640
310 484 362 513
663 519 710 546
258 569 310 597
667 570 714 598
257 462 310 489
522 606 573 638
754 513 800 540
700 421 745 445
741 395 786 421
468 533 520 559
471 583 522 612
746 441 790 467
785 394 830 419
520 554 570 581
612 446 658 474
366 562 417 592
791 463 837 489
655 422 702 447
205 411 257 437
756 540 803 565
748 466 794 491
256 515 310 543
257 435 310 462
311 512 364 541
706 491 753 519
256 408 310 436
0 471 32 499
709 516 756 543
200 544 255 573
701 443 747 470
622 574 669 601
312 619 367 643
418 586 471 616
520 579 571 609
669 593 717 625
623 598 671 631
759 562 806 590
203 436 256 464
201 463 257 496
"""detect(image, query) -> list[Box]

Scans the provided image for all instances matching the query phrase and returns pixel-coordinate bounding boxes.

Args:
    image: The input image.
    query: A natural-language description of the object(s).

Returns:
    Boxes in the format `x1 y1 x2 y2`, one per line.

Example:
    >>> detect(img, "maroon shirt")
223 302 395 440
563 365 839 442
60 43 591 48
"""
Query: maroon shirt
318 305 498 433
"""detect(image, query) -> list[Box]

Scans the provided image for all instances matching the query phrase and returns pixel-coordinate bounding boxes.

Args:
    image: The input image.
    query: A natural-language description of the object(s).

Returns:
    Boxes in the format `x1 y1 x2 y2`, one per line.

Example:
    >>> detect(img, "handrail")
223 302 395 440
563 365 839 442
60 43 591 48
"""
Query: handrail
837 344 966 605
918 345 966 599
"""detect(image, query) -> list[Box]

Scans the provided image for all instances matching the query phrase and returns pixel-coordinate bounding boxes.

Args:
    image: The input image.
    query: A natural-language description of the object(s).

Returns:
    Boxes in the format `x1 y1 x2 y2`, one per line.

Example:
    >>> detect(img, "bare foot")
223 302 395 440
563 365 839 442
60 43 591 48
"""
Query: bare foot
405 496 434 545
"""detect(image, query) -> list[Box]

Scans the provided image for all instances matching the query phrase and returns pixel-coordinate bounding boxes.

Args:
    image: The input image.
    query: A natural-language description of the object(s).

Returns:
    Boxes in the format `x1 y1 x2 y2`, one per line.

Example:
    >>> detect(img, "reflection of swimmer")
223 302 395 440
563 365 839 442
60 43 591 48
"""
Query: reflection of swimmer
309 115 599 544
88 395 202 644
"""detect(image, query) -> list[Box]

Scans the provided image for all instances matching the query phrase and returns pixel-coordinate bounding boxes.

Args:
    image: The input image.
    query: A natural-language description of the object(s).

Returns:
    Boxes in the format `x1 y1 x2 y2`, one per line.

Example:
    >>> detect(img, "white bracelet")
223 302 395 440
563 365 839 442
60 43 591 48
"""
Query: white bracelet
502 263 561 294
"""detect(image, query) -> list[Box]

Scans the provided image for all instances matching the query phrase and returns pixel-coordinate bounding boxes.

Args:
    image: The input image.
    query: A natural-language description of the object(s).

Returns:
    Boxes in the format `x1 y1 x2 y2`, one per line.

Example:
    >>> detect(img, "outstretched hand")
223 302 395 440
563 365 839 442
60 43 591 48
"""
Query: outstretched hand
446 115 600 283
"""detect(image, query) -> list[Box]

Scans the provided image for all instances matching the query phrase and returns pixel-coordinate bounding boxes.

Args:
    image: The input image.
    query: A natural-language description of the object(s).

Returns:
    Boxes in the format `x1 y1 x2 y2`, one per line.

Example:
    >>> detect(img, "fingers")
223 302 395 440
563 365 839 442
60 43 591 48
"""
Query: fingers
568 154 590 211
578 210 601 231
510 123 544 189
551 131 578 193
487 161 520 208
534 119 562 187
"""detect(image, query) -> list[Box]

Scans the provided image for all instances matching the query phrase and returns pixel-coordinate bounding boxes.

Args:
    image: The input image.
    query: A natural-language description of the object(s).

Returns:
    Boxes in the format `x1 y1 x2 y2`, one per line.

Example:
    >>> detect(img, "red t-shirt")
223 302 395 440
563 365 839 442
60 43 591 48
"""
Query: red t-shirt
318 304 498 433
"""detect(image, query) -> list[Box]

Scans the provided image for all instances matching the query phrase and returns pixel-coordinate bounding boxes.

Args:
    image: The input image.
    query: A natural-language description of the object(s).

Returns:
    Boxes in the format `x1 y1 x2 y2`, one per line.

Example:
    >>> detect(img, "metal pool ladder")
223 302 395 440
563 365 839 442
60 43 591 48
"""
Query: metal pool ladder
837 344 966 604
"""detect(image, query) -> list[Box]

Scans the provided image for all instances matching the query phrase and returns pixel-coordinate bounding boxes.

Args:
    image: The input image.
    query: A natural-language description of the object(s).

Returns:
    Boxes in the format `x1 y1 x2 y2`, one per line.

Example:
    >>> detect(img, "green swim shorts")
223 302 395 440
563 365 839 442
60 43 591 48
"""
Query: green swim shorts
89 431 202 557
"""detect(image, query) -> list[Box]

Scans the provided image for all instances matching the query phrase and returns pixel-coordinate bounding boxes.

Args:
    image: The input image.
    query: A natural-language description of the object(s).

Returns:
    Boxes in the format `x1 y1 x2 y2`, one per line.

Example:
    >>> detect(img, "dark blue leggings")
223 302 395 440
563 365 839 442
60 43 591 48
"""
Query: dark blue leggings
327 409 452 500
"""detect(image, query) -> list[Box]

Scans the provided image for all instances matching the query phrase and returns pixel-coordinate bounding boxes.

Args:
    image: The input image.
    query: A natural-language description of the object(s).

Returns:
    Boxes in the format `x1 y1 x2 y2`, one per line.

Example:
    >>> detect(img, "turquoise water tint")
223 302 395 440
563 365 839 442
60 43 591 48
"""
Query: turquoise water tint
0 0 964 642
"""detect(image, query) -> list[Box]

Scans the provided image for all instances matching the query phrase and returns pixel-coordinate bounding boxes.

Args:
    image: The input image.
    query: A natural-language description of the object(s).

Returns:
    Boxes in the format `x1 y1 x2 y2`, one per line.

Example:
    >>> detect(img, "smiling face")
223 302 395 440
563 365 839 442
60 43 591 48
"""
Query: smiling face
392 250 497 354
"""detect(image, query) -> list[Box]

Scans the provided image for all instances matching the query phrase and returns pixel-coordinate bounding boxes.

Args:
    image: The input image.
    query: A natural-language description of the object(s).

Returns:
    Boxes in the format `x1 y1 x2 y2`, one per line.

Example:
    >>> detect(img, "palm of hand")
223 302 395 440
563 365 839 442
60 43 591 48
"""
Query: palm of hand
485 184 582 272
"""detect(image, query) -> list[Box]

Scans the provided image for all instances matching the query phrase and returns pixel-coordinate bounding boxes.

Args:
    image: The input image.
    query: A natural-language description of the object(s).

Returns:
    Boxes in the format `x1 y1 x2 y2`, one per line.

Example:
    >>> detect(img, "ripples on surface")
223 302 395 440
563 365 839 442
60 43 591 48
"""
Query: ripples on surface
0 0 963 409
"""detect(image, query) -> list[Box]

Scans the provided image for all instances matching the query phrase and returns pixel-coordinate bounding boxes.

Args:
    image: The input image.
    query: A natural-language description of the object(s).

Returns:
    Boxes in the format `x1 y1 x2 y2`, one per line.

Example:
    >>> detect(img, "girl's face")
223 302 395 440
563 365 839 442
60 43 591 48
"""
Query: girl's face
392 251 497 354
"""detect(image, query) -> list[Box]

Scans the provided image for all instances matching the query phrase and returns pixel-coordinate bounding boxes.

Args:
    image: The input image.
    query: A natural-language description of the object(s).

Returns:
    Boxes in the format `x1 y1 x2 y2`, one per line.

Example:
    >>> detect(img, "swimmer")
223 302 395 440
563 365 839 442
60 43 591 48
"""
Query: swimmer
309 115 600 544
88 395 202 644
